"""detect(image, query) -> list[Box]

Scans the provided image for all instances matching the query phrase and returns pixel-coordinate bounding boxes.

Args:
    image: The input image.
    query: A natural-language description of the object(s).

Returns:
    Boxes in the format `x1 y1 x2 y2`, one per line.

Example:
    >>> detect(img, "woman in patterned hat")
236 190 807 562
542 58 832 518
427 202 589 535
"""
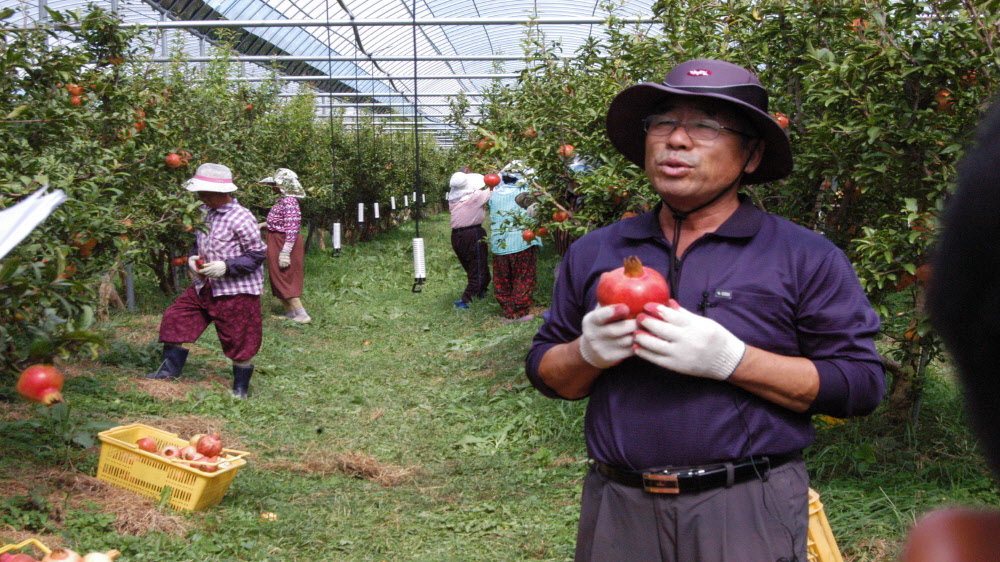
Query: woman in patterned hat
258 168 310 323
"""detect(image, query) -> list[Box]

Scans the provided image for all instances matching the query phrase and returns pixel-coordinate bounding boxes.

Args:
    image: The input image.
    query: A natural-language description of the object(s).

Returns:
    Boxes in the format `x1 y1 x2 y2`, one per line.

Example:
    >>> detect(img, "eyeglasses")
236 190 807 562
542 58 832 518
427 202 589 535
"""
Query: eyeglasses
643 115 752 140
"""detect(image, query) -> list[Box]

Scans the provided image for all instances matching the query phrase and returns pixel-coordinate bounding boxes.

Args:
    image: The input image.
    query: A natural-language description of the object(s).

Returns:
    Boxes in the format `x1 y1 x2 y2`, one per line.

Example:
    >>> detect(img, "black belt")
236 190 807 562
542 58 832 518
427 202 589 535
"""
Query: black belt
452 224 481 232
594 454 797 495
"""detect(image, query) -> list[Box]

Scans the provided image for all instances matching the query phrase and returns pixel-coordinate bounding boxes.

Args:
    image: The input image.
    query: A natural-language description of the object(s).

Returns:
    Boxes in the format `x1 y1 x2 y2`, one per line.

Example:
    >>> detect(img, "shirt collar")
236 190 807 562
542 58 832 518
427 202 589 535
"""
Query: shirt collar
621 194 763 241
201 199 238 214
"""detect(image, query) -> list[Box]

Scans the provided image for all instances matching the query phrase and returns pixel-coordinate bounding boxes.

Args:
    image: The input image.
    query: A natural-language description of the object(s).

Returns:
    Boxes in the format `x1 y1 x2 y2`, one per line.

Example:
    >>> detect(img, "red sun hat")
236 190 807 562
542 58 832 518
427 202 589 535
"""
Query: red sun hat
606 58 793 185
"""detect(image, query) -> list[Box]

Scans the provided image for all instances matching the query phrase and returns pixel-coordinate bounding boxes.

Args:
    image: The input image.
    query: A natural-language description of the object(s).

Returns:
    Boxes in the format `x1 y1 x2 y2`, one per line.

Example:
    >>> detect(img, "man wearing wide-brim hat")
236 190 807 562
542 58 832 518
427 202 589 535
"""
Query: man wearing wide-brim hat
526 59 886 560
146 163 267 400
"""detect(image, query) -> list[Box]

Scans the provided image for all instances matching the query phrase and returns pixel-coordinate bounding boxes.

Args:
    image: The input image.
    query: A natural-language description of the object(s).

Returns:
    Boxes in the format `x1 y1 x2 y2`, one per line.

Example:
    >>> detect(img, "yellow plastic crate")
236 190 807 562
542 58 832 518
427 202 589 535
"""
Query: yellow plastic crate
0 538 51 557
807 488 845 562
96 423 250 511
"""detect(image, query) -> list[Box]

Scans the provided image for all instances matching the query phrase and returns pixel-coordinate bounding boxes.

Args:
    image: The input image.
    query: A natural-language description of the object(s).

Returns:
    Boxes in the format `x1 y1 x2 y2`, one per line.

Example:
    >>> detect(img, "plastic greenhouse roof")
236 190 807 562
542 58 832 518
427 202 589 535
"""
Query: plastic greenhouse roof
7 0 656 139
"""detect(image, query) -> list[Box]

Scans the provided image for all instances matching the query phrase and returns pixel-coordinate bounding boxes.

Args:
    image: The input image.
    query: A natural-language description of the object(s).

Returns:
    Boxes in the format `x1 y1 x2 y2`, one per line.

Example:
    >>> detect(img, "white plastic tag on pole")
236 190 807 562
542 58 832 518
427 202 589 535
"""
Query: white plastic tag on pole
412 191 416 202
404 195 409 207
358 202 365 223
333 223 341 249
421 193 426 203
374 203 380 219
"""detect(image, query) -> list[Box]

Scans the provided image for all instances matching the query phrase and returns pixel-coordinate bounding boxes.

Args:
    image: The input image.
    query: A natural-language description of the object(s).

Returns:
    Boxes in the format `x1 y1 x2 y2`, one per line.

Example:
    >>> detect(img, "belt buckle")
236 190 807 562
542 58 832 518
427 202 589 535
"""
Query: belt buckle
642 471 680 494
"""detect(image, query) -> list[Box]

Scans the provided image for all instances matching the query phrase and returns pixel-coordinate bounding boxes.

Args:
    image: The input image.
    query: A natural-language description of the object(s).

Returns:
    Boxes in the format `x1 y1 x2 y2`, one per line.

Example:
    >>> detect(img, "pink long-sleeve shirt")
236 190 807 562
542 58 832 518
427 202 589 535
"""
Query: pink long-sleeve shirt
448 190 491 229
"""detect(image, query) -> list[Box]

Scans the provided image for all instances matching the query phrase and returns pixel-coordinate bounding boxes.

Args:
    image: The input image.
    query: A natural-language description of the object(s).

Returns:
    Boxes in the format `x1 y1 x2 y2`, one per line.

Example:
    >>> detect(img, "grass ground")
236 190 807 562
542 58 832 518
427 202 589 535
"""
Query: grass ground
1 211 998 561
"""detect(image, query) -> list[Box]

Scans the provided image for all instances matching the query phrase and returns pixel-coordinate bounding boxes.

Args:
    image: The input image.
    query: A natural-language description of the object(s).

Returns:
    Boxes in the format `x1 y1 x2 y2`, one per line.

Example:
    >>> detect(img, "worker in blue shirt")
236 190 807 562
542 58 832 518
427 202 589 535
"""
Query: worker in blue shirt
488 164 542 322
526 58 886 561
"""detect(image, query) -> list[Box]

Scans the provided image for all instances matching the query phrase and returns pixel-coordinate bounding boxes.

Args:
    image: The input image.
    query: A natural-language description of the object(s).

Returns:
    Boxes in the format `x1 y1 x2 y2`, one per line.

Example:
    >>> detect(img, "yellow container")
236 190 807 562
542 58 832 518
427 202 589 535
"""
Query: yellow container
807 488 845 562
0 538 52 556
96 423 250 511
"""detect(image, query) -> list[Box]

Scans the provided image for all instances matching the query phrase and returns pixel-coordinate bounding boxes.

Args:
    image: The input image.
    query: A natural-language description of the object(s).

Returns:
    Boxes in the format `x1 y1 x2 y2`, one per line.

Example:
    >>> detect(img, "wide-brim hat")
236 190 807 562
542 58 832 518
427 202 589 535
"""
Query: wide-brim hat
184 163 238 193
606 58 792 185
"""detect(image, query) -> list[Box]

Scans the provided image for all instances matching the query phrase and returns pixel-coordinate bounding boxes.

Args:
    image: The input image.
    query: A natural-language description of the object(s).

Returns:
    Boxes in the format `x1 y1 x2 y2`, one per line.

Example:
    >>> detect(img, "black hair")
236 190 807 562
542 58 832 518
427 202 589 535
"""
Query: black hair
929 96 1000 475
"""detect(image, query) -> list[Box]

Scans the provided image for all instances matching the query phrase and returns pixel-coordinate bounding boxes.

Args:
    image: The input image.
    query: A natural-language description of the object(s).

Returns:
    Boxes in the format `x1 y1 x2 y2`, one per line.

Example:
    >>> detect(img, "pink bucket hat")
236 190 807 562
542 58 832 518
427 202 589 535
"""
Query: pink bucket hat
184 163 238 193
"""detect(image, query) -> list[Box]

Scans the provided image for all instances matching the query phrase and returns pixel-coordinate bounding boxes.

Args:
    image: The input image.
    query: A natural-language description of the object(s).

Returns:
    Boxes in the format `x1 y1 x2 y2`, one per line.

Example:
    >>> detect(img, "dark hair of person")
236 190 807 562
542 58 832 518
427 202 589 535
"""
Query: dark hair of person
928 96 1000 475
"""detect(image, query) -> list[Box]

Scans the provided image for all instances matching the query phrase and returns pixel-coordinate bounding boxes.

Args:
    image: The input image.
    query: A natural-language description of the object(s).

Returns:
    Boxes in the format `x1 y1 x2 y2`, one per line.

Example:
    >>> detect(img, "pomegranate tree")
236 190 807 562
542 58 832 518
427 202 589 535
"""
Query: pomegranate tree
596 256 670 319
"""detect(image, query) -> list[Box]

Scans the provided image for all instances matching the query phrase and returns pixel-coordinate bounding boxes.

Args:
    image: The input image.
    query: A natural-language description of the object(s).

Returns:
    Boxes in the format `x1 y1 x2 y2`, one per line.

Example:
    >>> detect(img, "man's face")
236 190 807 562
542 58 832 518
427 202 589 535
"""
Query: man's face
197 191 232 208
643 98 762 209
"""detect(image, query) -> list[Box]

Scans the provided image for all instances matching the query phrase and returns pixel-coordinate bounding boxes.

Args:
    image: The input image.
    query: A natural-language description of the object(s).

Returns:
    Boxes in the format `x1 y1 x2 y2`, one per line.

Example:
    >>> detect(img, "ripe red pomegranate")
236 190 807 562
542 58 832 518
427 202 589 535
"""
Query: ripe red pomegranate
195 433 223 457
16 364 65 405
135 436 158 453
484 173 501 187
596 256 670 319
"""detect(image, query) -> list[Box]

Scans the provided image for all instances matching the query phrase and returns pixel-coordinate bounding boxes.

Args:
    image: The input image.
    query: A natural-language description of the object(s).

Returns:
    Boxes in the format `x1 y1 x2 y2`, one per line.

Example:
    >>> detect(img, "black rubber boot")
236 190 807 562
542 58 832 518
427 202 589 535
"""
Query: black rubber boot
232 365 254 399
145 345 188 380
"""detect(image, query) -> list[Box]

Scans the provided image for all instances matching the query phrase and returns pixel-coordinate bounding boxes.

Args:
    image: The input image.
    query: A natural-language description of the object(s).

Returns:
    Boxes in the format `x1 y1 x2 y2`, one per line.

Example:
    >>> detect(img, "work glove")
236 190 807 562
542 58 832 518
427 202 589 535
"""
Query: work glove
278 252 291 269
258 221 268 229
187 255 202 277
578 304 638 369
199 260 227 278
634 301 746 381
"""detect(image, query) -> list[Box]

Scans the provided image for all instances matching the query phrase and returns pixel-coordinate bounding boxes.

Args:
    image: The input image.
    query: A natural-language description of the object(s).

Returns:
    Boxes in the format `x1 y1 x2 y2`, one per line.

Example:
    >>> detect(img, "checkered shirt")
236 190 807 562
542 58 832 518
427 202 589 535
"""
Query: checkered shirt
193 199 266 296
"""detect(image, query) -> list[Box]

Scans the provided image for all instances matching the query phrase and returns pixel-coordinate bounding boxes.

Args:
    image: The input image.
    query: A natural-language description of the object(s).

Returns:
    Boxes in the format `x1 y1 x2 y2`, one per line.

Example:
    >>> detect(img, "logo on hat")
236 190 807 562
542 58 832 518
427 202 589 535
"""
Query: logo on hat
688 69 712 76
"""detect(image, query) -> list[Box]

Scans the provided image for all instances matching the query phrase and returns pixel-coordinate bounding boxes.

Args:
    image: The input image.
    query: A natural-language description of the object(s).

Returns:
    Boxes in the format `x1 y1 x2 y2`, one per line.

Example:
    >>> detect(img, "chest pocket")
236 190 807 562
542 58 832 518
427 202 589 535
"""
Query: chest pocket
707 289 799 354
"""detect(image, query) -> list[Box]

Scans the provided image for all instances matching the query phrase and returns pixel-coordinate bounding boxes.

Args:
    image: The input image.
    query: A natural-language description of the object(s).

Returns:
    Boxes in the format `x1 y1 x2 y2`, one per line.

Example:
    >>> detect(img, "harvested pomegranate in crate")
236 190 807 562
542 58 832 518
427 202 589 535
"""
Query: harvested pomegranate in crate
96 423 250 511
0 538 120 561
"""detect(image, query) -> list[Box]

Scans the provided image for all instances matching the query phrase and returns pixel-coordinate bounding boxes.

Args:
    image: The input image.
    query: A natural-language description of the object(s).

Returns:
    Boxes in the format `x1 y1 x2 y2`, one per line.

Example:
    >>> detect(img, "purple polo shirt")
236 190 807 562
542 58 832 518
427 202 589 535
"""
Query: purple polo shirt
526 197 885 470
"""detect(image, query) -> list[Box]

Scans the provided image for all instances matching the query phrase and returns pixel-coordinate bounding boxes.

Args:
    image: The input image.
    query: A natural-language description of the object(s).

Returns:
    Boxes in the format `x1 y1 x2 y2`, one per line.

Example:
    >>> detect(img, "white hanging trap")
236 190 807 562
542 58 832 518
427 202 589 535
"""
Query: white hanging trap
412 237 426 293
331 222 342 257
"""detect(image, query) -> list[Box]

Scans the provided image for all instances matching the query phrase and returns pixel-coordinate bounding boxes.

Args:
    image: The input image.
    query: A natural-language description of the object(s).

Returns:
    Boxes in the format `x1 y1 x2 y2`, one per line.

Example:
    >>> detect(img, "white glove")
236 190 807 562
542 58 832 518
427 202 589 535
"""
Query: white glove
578 304 638 369
187 255 202 277
278 252 291 269
199 260 227 278
634 302 746 381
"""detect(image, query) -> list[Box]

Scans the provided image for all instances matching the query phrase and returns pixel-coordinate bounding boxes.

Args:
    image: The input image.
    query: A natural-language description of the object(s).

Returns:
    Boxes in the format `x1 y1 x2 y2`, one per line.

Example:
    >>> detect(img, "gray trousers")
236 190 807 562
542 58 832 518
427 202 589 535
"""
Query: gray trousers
575 458 810 562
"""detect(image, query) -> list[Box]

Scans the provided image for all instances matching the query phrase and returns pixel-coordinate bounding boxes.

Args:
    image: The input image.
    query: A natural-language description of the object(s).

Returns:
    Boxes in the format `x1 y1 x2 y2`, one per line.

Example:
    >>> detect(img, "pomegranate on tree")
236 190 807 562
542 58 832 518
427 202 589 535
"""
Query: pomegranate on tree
165 153 184 168
483 173 501 187
596 256 670 319
16 364 65 405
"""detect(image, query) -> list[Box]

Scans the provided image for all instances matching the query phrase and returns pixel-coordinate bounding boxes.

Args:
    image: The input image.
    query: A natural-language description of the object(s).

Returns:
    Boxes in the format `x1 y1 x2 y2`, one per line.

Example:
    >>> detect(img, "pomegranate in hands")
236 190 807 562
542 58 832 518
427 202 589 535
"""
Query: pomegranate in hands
596 256 670 319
